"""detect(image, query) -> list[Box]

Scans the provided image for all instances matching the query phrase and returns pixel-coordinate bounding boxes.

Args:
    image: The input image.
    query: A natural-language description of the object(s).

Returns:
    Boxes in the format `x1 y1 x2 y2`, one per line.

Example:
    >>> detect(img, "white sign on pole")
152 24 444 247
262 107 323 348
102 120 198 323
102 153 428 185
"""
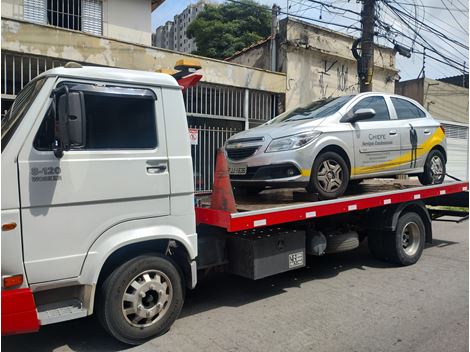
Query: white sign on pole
189 128 199 145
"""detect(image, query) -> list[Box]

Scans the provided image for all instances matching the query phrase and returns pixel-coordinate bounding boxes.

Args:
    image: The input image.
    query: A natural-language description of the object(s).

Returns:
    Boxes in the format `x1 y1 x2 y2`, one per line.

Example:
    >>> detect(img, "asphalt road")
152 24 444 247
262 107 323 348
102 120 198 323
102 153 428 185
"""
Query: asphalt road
3 220 468 352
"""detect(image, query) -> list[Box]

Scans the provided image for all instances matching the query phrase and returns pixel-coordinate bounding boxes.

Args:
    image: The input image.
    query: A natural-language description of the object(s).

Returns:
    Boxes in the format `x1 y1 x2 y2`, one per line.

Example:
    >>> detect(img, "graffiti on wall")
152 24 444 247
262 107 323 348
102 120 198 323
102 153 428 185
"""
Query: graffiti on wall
318 59 358 97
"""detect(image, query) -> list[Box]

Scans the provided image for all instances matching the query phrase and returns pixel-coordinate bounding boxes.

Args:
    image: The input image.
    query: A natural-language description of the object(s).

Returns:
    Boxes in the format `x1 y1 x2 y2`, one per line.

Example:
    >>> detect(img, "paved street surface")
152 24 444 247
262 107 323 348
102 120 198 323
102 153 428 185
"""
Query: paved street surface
3 220 468 352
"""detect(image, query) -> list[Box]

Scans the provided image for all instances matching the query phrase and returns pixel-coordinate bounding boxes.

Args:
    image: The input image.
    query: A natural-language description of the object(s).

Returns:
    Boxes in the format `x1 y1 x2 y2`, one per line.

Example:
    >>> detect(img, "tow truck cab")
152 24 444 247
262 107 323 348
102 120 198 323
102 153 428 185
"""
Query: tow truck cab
2 66 198 340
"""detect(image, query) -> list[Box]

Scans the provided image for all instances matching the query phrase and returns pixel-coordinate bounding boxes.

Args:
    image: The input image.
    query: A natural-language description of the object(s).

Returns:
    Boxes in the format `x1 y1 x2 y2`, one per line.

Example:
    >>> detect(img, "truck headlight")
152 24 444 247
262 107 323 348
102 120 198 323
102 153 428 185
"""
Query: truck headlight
266 131 322 153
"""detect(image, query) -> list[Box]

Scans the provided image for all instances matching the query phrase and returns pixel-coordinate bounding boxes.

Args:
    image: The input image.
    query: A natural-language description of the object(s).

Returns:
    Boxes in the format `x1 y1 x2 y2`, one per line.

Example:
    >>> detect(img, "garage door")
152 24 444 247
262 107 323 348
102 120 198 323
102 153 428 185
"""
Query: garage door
441 122 468 181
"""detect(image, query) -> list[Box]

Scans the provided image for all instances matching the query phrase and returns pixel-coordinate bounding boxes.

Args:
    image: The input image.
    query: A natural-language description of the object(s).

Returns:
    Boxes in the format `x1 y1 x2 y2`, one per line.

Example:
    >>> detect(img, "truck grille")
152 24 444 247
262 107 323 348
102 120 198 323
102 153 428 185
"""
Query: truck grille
226 146 259 160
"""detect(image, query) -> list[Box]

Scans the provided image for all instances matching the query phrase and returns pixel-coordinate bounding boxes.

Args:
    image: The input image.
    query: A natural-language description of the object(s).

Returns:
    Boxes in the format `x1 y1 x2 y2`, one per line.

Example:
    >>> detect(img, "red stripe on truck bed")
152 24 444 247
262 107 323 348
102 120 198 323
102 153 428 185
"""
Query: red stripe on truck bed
196 182 468 232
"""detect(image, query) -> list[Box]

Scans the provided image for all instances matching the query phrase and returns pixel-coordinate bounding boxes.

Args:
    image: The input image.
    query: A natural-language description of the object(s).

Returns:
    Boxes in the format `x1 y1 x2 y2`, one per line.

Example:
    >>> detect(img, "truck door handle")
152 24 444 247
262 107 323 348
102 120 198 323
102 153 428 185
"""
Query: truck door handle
424 129 431 134
147 164 167 174
389 130 397 136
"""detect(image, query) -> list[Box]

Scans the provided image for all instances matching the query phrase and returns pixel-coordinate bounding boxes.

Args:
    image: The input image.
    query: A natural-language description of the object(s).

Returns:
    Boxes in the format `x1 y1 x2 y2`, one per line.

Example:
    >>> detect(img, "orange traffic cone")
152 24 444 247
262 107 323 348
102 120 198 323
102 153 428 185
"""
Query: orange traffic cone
211 148 237 213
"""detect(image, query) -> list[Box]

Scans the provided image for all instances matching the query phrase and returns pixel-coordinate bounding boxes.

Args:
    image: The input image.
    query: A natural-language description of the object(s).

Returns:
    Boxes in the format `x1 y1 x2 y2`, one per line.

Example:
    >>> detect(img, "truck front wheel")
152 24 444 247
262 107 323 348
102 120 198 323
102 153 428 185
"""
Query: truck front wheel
98 254 184 345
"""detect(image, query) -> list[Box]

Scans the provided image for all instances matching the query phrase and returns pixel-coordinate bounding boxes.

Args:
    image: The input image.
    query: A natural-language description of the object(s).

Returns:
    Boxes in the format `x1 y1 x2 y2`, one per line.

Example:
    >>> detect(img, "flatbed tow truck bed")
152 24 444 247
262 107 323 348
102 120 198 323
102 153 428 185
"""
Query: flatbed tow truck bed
196 180 469 232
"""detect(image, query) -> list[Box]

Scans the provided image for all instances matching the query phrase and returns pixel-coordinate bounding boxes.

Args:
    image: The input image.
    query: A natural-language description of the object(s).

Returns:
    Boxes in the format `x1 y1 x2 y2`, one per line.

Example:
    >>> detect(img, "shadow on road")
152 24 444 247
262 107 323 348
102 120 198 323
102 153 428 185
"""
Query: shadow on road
2 239 460 352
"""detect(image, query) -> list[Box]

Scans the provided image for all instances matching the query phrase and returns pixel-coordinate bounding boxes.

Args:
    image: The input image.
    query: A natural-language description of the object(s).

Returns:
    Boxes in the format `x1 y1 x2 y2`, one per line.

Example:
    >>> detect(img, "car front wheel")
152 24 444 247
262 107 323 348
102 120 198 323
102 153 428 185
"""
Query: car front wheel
306 151 349 200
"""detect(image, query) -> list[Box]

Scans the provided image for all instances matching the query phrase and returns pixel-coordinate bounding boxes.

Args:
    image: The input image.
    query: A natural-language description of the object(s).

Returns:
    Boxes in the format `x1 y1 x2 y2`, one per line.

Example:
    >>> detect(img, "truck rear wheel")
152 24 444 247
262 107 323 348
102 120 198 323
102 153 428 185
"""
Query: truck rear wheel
383 212 426 266
98 254 184 345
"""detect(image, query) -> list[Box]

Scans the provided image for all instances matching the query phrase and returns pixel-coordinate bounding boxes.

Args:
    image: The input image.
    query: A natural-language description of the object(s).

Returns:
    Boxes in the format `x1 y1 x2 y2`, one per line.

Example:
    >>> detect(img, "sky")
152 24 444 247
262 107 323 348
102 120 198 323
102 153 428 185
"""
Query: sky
151 0 469 81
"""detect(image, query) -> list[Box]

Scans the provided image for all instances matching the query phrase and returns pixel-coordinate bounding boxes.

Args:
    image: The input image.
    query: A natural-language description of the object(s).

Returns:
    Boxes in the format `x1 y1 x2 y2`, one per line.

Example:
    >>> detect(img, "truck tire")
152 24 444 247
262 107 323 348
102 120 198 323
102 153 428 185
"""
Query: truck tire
383 212 426 266
98 254 184 345
324 232 359 254
418 149 446 185
307 151 349 200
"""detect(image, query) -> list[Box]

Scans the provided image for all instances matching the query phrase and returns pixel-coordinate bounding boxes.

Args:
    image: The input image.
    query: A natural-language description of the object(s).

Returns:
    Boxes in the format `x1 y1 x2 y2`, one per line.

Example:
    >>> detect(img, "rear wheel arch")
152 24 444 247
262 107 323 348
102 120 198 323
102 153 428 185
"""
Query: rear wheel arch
430 144 447 163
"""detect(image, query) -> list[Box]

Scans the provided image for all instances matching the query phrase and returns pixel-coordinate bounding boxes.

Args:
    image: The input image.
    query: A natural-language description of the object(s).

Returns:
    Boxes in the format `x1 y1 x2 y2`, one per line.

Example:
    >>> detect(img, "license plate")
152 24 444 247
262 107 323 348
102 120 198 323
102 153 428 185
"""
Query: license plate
229 164 247 175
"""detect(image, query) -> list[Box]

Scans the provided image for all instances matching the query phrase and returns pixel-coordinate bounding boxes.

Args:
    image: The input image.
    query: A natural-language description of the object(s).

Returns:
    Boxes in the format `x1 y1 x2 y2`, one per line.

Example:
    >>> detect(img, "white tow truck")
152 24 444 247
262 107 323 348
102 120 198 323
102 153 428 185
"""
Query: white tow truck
1 65 468 345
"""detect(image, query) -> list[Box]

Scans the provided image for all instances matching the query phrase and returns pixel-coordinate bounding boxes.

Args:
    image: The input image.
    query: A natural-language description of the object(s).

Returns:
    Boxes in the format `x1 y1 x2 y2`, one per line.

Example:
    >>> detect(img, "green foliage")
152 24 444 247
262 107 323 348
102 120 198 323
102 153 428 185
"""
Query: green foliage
187 0 271 59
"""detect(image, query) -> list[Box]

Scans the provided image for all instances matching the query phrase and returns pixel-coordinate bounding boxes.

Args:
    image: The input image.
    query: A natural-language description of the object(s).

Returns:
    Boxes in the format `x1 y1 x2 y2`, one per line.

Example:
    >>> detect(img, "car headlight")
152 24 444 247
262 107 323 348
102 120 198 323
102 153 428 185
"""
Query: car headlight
266 131 321 153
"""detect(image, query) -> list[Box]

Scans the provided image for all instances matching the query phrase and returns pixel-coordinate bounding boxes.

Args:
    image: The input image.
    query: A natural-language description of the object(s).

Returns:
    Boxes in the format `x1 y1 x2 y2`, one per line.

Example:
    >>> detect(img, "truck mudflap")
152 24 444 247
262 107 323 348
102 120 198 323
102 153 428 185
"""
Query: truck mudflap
2 288 40 335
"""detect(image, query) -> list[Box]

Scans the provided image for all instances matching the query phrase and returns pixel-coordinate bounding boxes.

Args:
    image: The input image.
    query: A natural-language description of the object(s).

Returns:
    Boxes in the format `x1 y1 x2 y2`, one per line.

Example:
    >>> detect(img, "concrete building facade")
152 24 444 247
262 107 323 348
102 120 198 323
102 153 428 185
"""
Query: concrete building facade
1 0 163 46
153 0 208 53
227 17 398 110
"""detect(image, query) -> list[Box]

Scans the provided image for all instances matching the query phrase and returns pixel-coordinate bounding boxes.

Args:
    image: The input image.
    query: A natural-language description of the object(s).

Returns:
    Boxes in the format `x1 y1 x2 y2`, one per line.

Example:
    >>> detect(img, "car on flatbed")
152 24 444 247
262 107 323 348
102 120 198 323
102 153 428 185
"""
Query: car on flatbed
226 93 447 199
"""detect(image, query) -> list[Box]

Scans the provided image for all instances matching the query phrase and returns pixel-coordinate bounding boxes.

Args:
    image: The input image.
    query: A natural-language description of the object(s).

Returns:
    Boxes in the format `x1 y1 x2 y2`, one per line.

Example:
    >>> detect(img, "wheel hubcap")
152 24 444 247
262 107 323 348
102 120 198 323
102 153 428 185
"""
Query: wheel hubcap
122 270 173 328
430 155 443 183
402 222 421 256
317 160 343 192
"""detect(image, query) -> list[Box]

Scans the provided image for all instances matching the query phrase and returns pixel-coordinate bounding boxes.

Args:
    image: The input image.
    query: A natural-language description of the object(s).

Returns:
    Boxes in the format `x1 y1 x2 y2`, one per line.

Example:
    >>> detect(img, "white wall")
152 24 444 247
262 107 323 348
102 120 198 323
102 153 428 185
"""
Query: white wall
103 0 152 46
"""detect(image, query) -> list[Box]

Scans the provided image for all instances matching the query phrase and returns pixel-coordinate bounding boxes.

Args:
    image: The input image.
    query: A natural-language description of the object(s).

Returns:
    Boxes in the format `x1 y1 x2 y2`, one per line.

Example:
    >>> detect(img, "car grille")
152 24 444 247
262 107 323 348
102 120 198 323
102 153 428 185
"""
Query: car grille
226 146 259 160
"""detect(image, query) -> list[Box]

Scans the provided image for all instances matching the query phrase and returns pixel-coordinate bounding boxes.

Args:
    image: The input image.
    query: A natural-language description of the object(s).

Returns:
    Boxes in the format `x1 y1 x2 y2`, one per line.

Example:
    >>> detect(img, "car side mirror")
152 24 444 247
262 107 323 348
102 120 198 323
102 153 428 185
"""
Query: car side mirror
350 108 376 123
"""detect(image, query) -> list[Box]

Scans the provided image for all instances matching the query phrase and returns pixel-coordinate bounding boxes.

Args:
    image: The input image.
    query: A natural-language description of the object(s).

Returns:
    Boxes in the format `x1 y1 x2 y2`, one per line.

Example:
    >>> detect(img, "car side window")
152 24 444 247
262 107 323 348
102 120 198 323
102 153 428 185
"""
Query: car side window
34 83 157 151
391 97 426 119
351 96 390 121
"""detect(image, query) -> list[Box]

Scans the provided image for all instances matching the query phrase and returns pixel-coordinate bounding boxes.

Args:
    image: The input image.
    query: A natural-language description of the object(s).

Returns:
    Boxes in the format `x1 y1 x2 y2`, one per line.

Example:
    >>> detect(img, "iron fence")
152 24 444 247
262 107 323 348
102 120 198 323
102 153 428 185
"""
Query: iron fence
190 125 240 193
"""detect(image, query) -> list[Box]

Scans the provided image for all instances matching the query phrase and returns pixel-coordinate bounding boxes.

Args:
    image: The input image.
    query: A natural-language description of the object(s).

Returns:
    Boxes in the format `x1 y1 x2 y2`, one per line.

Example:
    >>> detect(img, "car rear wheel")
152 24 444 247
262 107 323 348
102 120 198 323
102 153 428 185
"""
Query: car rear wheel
306 151 349 200
418 149 445 185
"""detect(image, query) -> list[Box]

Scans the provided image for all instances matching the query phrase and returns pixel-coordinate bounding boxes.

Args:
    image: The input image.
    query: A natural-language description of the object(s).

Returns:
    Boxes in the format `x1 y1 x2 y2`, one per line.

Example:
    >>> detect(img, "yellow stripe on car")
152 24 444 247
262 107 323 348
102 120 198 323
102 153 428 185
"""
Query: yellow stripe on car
352 128 445 176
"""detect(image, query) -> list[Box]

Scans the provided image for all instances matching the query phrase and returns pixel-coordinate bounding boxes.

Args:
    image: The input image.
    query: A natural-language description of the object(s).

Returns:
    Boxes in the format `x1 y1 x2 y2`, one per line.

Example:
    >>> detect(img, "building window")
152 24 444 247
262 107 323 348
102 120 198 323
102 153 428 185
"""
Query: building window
24 0 102 35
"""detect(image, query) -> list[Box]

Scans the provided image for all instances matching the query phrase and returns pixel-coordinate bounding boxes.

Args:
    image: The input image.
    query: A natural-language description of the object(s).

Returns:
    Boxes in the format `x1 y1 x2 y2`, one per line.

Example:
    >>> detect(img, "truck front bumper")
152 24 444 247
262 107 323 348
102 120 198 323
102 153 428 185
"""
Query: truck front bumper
2 288 40 335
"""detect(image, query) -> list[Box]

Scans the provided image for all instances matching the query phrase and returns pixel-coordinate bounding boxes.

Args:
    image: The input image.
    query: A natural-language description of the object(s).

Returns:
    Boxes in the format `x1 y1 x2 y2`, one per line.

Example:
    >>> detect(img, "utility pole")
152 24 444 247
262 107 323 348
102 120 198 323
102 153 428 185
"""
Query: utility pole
360 0 376 92
270 4 281 72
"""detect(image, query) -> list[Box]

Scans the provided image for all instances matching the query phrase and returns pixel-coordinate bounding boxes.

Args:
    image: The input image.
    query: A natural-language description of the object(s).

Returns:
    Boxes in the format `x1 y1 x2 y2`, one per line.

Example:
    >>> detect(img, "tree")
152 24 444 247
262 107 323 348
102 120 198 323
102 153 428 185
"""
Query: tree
187 0 271 60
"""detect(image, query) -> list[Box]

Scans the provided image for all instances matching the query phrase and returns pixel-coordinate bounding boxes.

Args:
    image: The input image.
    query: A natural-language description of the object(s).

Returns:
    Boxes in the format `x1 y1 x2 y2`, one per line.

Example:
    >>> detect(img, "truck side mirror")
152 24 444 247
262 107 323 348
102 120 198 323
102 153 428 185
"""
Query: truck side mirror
66 91 86 148
54 88 86 158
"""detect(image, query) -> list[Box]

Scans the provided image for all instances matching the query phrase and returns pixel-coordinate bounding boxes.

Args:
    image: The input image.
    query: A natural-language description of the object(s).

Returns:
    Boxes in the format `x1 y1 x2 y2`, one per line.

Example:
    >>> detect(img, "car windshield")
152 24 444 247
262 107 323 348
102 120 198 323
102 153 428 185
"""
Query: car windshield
1 77 46 151
268 95 353 124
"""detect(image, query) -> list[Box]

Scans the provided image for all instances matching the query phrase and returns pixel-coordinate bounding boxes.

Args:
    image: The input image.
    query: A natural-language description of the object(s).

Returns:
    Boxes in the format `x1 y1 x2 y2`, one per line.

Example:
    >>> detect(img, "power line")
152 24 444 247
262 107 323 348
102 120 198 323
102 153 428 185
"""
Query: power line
390 2 468 12
439 0 468 35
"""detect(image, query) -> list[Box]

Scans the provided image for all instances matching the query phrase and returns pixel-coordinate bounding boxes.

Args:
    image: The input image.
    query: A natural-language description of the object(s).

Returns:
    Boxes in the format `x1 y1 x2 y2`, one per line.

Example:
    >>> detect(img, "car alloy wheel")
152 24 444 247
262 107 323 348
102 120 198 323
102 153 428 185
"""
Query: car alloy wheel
317 159 343 192
430 155 444 183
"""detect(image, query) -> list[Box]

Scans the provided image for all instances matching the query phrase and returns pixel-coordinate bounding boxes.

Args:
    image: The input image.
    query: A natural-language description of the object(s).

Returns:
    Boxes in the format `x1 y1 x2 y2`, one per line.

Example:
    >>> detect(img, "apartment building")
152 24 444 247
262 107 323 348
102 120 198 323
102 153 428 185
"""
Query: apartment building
153 0 209 53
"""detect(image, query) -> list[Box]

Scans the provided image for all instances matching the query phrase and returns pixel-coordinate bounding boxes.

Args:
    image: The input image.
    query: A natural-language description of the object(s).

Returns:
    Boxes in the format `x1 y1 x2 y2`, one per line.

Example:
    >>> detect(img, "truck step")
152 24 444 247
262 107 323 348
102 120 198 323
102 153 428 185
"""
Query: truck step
37 299 87 325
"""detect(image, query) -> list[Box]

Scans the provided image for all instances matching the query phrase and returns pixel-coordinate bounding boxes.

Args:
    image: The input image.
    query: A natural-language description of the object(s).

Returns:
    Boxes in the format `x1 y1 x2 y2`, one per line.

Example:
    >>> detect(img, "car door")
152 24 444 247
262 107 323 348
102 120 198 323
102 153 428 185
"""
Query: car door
349 95 402 177
17 80 170 283
390 97 438 170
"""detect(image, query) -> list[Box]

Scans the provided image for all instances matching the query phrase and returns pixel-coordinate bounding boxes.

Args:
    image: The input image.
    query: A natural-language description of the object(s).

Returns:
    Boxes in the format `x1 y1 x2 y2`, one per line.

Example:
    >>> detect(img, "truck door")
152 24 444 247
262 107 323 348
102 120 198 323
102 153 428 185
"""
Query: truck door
350 96 402 177
389 97 439 170
17 82 171 283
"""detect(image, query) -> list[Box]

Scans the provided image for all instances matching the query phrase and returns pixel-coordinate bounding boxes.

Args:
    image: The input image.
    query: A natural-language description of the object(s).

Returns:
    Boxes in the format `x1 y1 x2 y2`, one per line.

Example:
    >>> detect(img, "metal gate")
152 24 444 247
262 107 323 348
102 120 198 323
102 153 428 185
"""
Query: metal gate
190 125 239 193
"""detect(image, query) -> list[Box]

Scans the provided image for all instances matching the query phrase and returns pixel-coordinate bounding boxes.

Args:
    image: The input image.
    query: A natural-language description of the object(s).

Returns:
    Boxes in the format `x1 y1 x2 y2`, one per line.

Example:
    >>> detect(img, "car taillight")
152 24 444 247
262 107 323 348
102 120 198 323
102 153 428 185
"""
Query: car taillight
439 125 446 135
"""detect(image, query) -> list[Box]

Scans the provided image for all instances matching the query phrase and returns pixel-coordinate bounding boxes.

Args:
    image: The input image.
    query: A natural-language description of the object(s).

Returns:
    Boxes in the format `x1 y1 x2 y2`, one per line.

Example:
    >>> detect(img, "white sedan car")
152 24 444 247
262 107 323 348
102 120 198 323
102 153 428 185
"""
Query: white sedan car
226 92 447 199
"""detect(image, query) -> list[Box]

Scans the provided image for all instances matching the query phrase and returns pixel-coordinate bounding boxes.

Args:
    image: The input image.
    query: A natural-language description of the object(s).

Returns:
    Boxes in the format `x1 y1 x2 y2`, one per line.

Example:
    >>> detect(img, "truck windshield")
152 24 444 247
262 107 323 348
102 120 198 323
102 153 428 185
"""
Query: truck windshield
1 77 46 150
268 95 353 124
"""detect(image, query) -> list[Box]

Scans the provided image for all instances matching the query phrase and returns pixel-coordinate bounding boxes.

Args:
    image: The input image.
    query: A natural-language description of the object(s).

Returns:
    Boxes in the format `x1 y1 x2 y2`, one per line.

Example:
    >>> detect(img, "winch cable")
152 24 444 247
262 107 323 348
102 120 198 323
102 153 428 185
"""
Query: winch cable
409 124 418 168
445 173 462 182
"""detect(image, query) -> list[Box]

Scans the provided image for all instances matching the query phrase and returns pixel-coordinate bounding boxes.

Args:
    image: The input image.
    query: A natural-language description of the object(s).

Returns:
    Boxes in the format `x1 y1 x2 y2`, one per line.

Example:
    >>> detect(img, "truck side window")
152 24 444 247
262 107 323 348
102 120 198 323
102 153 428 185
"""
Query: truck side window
351 96 390 121
391 97 426 119
34 84 157 151
84 93 157 149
